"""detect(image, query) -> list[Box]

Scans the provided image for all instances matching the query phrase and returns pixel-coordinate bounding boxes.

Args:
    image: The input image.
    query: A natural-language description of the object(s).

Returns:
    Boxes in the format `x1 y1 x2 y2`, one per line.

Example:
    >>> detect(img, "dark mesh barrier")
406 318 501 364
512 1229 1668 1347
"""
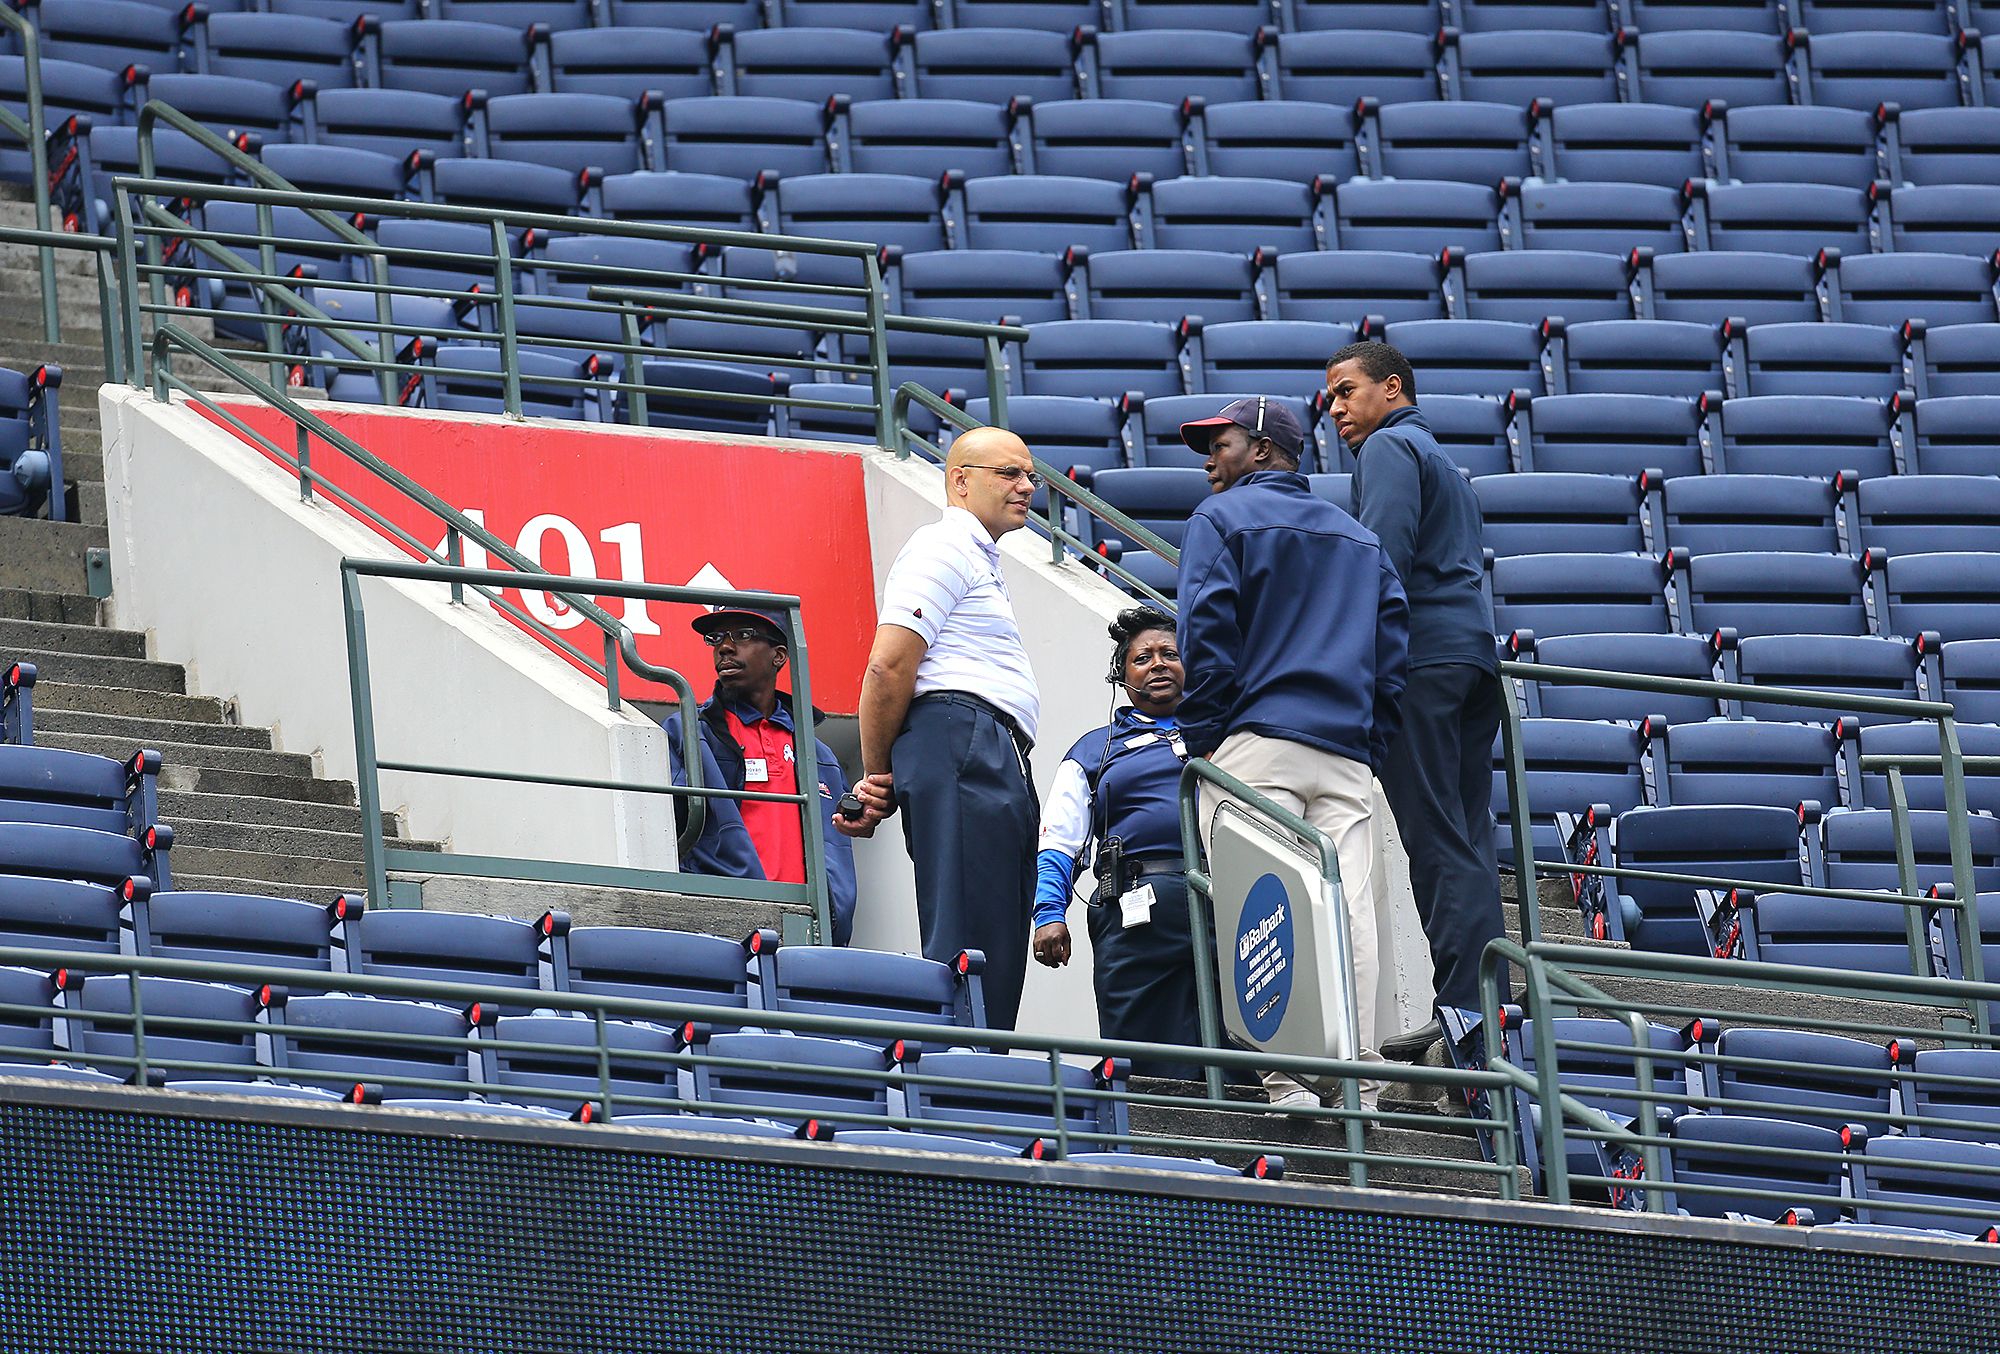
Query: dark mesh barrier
2 1084 1997 1352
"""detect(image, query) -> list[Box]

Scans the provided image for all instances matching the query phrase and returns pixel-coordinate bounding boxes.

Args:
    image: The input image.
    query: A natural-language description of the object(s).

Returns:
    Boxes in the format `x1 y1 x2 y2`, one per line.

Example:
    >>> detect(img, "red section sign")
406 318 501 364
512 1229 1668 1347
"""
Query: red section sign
208 402 877 711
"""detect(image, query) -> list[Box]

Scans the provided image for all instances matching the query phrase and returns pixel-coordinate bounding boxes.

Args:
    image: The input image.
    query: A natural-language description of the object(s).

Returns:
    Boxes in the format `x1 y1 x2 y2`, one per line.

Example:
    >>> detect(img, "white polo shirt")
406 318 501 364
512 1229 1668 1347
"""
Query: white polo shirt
879 505 1041 742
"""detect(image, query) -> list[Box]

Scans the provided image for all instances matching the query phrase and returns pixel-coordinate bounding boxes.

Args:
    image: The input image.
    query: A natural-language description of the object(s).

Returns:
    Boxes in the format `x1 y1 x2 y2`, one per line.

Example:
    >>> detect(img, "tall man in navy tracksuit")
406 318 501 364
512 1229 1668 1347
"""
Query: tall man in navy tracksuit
1329 340 1505 1060
1176 396 1410 1104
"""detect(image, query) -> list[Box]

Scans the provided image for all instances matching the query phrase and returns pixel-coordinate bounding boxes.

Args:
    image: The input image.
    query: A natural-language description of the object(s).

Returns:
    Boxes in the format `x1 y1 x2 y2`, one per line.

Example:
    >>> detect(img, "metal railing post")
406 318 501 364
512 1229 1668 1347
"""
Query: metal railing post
127 970 147 1082
342 568 390 907
1479 948 1522 1202
1047 1049 1069 1159
1624 1012 1666 1213
295 424 313 502
619 306 649 427
786 602 833 945
255 199 284 390
114 185 145 381
0 10 60 344
1178 762 1227 1102
1498 680 1541 946
1527 956 1569 1205
491 219 521 417
980 334 1008 429
1939 714 1988 1010
866 251 893 449
1886 767 1930 979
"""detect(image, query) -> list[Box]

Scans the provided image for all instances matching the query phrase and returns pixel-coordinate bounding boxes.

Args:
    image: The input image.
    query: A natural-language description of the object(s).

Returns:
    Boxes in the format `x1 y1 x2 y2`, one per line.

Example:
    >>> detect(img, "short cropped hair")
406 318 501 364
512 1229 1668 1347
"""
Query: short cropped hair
1327 340 1417 399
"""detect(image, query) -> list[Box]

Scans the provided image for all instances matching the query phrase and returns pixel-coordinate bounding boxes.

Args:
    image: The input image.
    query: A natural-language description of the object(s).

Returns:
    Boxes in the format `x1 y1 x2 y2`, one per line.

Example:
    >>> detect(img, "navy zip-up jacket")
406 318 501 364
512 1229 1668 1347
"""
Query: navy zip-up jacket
1175 468 1411 768
1352 404 1498 673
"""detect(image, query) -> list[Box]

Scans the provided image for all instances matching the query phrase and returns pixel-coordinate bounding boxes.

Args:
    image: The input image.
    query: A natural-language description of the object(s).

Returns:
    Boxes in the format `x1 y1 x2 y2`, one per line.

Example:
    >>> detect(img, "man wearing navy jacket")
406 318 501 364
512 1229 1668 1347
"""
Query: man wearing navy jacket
1176 395 1410 1104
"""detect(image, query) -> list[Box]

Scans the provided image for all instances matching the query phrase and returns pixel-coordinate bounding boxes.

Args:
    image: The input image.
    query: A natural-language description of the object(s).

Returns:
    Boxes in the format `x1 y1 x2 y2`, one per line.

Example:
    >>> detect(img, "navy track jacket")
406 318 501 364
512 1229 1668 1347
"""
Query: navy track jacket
1174 469 1411 769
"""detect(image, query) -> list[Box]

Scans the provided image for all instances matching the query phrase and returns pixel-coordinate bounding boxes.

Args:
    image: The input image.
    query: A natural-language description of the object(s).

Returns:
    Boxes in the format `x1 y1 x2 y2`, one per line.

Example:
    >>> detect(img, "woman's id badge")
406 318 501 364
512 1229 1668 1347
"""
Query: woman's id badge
1119 883 1156 928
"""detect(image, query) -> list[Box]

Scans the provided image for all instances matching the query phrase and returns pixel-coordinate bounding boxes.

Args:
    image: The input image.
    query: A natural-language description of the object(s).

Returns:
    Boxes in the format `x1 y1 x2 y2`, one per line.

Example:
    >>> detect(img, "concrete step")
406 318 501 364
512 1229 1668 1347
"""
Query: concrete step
0 647 183 693
399 872 811 939
169 815 440 863
41 730 312 778
0 516 103 593
75 482 104 526
0 618 143 659
35 682 226 724
158 789 376 837
32 707 272 750
1581 971 1969 1042
172 873 349 907
59 449 101 486
0 589 98 626
165 765 357 806
171 844 364 890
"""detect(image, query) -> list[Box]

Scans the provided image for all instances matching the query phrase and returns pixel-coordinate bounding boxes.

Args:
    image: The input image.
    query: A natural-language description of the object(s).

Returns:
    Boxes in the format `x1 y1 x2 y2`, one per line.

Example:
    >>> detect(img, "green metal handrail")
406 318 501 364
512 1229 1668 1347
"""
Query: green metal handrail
0 225 123 380
0 941 1523 1191
0 4 60 344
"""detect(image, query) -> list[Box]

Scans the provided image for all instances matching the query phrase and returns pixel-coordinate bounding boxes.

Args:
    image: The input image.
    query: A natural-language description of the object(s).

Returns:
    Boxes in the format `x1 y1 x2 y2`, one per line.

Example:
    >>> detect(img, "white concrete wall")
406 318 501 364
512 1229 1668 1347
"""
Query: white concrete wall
98 387 676 872
851 450 1433 1043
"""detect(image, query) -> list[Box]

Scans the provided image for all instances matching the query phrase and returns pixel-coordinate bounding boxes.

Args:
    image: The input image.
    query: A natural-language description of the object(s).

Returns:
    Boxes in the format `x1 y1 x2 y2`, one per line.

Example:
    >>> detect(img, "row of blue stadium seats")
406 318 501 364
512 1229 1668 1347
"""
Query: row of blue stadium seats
29 65 2000 194
33 0 1995 38
1459 1007 2000 1233
0 965 1288 1176
11 2 1999 112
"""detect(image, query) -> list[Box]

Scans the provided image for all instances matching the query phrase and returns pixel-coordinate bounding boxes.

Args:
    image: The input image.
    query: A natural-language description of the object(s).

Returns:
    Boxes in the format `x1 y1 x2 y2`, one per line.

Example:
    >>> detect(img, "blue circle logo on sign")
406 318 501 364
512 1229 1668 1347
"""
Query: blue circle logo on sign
1234 872 1294 1044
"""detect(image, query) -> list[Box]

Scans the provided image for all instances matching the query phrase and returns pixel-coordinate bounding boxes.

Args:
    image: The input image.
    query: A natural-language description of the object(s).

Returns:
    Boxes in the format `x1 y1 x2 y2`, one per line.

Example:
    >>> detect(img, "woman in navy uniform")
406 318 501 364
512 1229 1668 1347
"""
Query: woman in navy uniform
1031 606 1205 1078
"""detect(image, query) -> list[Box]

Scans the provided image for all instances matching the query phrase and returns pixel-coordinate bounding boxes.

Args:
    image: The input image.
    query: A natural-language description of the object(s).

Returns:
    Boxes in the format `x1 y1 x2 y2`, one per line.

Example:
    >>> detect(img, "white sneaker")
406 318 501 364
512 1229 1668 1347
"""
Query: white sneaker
1268 1088 1320 1110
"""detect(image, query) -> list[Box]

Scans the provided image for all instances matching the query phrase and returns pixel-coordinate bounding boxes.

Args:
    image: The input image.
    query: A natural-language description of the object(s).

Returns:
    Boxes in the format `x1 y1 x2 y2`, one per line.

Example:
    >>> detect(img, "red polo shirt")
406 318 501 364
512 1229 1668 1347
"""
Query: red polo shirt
723 704 805 886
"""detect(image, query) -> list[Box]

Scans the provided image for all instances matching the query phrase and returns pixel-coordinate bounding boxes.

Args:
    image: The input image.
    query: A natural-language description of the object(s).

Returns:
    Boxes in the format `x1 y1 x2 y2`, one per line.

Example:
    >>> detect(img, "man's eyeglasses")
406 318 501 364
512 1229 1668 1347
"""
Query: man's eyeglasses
701 626 778 647
961 463 1046 489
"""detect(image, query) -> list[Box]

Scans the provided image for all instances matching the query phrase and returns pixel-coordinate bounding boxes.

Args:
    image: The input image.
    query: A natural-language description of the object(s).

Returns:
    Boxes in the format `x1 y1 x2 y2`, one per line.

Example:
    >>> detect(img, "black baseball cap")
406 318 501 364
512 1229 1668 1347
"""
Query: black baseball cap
690 606 789 645
1179 395 1305 461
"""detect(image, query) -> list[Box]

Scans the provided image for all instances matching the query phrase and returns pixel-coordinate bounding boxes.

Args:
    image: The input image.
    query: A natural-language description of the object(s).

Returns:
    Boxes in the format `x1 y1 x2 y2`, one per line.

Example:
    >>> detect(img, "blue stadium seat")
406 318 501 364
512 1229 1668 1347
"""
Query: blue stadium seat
1816 806 2000 892
1912 324 2000 398
364 19 536 98
1271 30 1440 104
1709 394 1898 478
1022 99 1187 181
481 92 645 175
516 234 691 374
0 876 134 957
361 216 497 301
191 12 355 88
1458 250 1635 325
62 974 271 1085
1878 551 2000 641
272 993 478 1099
1892 107 2000 187
729 27 901 104
0 56 126 184
260 143 410 198
561 923 767 1023
1912 395 2000 475
1290 0 1441 30
0 744 159 838
1198 101 1361 182
1382 318 1542 397
351 909 547 1006
1423 392 1517 475
1724 888 1925 975
840 98 1013 177
896 248 1070 325
1518 631 1723 722
0 367 63 521
484 1014 678 1117
962 175 1135 253
1680 550 1868 637
1522 392 1704 477
1936 640 2000 724
1451 30 1620 106
1081 467 1208 559
141 72 291 144
434 0 593 25
1489 551 1673 637
936 0 1094 27
268 0 419 18
965 395 1124 476
1113 0 1270 29
1628 30 1791 106
1851 720 2000 813
771 0 928 27
1459 0 1611 26
1660 474 1840 554
1372 101 1531 185
902 1047 1127 1150
593 170 756 230
543 27 717 101
1716 105 1880 190
909 28 1076 103
1796 0 1951 30
310 87 466 162
24 0 184 74
1731 633 1921 722
1643 1113 1848 1221
1656 719 1840 808
1904 1048 2000 1144
1540 103 1704 189
1883 185 2000 257
1852 1134 2000 1235
1609 803 1805 952
1020 320 1182 398
768 945 985 1029
1855 475 2000 555
1492 718 1647 870
1126 393 1314 469
292 288 462 403
427 155 581 218
1194 319 1354 397
1078 249 1258 324
1831 253 1998 329
1309 472 1353 509
1642 251 1821 326
769 173 949 254
1334 178 1502 253
0 966 66 1066
147 891 346 972
1270 250 1446 326
1799 30 1964 110
1147 177 1320 255
618 1112 796 1137
1560 319 1723 397
427 344 612 421
1088 29 1260 104
1477 473 1646 556
1738 321 1904 398
656 97 828 179
682 1027 895 1130
1695 182 1873 255
1611 0 1780 31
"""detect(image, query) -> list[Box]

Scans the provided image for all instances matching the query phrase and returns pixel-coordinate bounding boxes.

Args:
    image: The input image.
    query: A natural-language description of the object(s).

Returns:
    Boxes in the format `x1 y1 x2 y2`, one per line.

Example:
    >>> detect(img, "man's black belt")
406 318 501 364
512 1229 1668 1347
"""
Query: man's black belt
1094 856 1184 884
911 691 1034 757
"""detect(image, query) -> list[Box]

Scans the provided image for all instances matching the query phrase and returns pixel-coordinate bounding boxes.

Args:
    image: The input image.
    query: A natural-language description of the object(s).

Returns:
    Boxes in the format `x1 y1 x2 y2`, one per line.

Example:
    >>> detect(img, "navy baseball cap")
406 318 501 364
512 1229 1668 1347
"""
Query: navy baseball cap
1179 395 1305 461
690 606 789 644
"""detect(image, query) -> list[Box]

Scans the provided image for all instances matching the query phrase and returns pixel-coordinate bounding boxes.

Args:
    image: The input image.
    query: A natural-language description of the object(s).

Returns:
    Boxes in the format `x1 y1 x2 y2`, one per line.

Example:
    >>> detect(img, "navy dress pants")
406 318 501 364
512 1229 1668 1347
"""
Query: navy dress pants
1086 871 1206 1081
1378 663 1507 1011
892 695 1037 1031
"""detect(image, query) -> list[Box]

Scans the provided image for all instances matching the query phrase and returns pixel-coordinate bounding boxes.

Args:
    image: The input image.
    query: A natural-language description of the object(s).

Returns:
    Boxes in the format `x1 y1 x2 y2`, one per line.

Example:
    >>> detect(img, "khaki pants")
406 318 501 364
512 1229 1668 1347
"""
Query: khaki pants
1201 730 1383 1103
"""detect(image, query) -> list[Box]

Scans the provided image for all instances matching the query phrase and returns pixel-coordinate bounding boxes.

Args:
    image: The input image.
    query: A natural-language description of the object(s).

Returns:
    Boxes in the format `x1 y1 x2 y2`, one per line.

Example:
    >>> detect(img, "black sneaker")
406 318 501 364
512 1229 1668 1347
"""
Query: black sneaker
1380 1019 1442 1063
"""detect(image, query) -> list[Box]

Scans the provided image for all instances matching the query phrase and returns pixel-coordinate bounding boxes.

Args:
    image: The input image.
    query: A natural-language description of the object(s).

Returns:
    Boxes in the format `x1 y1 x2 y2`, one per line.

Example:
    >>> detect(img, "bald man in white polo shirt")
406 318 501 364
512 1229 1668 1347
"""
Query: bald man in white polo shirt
848 427 1043 1031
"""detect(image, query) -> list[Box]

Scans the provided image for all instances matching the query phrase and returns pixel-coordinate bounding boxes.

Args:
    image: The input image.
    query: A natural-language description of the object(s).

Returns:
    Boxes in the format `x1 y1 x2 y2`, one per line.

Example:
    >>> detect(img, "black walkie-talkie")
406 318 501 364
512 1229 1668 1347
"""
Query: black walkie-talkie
1099 833 1125 902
